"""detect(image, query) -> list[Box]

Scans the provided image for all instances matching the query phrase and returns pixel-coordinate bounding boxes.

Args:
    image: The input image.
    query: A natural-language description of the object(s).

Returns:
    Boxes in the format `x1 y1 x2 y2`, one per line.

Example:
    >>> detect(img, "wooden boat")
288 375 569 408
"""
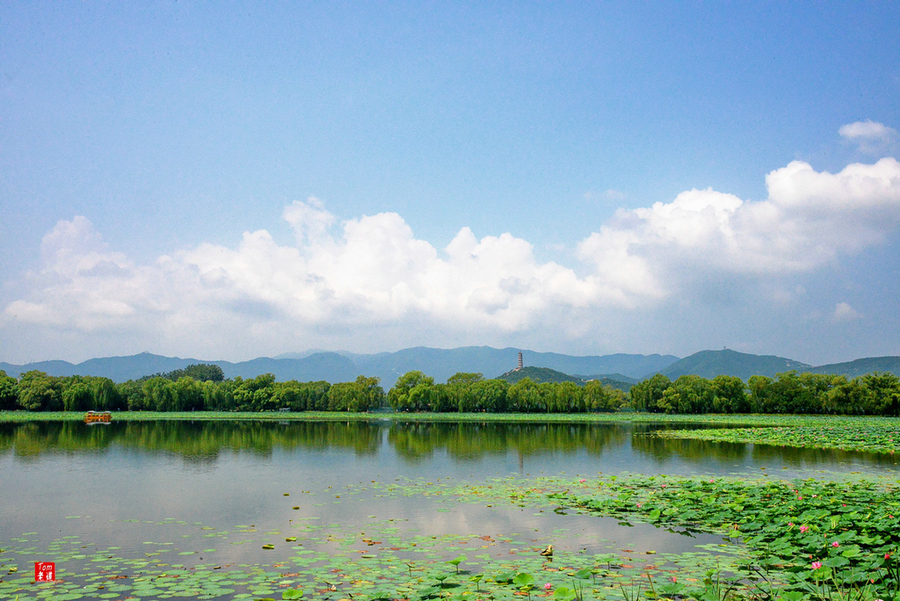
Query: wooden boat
84 411 112 424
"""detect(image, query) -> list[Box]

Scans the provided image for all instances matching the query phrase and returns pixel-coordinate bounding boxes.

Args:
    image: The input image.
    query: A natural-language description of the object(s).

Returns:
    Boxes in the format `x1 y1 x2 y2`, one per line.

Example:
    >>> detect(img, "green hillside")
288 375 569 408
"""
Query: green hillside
808 356 900 378
589 376 635 393
657 349 811 380
497 366 634 392
498 366 584 385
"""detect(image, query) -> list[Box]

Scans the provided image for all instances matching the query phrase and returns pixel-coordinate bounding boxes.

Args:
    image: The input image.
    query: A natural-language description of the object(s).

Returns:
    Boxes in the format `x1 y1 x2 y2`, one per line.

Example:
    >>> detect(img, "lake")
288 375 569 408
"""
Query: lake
1 419 897 600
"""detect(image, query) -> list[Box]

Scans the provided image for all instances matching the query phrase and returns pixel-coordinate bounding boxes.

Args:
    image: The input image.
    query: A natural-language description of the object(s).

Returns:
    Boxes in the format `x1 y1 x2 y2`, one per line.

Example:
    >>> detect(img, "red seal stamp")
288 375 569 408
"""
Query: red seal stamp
34 562 55 582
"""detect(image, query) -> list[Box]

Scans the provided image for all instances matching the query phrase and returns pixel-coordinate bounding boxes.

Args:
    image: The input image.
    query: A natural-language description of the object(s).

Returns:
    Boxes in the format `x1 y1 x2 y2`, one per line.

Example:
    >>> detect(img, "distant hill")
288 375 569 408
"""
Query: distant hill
593 377 635 393
577 373 637 392
1 353 204 382
0 347 678 386
656 349 811 381
4 347 896 387
346 346 678 384
807 356 900 378
217 353 358 382
0 352 359 384
577 373 638 385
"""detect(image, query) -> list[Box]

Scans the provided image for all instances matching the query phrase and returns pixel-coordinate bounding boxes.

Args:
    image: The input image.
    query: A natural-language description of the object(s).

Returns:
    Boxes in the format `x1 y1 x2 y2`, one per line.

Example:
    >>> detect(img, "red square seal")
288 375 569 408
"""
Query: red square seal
34 562 55 581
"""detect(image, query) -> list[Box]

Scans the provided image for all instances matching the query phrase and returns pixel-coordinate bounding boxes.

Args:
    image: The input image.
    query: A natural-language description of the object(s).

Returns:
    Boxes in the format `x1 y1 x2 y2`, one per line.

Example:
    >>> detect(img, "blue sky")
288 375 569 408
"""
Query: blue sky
2 2 899 366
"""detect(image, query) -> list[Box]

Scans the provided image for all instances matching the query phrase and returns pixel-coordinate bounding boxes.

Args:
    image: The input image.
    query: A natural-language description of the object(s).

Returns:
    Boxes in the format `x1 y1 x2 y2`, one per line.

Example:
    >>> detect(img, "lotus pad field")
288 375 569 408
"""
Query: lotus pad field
2 472 899 601
653 420 900 455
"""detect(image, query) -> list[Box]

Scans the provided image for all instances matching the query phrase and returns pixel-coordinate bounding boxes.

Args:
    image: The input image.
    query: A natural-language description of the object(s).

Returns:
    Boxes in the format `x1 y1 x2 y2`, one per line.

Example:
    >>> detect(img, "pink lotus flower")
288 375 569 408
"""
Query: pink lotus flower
811 561 823 570
788 522 794 527
636 502 643 508
544 583 552 591
799 526 809 533
670 577 677 583
831 542 839 547
579 479 586 483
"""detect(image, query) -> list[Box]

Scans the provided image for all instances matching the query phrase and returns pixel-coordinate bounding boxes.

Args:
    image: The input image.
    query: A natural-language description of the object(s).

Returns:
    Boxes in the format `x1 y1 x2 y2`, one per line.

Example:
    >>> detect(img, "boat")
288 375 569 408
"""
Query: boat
84 411 112 424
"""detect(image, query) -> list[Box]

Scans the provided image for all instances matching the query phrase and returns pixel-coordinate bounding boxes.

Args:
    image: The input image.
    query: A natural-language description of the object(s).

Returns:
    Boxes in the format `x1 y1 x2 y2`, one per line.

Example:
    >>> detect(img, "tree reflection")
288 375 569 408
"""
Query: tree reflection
387 422 628 461
0 420 382 459
2 420 894 468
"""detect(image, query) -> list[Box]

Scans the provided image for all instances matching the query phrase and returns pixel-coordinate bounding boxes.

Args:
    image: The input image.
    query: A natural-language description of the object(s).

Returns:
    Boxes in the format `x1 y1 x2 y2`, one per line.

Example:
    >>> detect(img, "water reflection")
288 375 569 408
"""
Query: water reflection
1 420 897 471
1 418 896 578
0 420 383 459
387 421 628 461
630 423 899 468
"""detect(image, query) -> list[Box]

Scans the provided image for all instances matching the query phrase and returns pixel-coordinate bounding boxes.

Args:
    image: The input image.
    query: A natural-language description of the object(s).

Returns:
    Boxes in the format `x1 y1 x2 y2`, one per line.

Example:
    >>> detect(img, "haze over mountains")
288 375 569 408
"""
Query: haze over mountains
2 347 899 385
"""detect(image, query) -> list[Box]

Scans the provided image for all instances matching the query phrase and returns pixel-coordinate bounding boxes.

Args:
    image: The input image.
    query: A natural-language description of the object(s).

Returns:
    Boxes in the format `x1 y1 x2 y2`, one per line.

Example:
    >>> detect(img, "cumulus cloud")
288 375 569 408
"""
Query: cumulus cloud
282 196 336 245
578 157 900 297
4 157 899 356
839 120 898 153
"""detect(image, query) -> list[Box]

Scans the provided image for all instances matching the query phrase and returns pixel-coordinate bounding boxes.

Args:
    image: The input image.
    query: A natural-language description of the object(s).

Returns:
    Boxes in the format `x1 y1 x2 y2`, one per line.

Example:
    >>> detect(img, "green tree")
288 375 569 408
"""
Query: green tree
388 371 435 411
182 364 225 382
429 383 454 412
18 371 63 411
232 374 277 411
202 379 234 411
0 371 19 410
174 377 204 411
823 376 865 415
61 376 93 411
142 377 176 411
353 375 385 411
747 375 772 412
858 372 900 416
92 377 125 411
119 380 148 411
629 373 671 412
508 378 545 412
711 375 748 413
447 372 484 412
548 381 583 413
584 380 624 412
659 375 715 414
470 379 509 412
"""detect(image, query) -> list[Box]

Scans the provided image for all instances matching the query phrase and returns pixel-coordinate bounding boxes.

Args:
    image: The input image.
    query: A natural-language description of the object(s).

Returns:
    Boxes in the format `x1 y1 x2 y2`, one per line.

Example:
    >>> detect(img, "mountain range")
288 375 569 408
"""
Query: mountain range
1 347 898 386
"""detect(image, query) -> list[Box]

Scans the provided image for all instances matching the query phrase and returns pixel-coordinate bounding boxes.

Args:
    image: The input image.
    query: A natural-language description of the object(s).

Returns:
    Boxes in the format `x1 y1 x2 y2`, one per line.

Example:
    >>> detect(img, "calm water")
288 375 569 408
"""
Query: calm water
1 419 897 593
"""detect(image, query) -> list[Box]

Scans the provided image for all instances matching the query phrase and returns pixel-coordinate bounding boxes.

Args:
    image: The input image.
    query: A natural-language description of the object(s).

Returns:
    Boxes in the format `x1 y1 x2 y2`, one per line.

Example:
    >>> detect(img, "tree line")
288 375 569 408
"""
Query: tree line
631 371 900 416
386 371 626 412
0 369 384 413
1 365 898 416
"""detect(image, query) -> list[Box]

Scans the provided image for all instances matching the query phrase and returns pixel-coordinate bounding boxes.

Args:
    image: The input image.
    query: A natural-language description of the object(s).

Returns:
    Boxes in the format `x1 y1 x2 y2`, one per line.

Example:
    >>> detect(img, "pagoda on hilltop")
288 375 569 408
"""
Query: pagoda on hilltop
514 351 523 371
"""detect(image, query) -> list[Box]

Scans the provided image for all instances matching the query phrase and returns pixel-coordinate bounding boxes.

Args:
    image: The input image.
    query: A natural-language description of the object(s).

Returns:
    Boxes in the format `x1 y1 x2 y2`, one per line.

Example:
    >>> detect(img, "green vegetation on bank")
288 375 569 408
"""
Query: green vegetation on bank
2 363 900 416
632 370 900 416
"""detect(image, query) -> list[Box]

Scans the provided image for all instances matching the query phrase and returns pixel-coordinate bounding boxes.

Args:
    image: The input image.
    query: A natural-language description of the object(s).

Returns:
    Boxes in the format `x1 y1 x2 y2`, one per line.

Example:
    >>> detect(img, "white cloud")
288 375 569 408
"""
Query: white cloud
282 196 336 245
577 158 900 295
833 302 863 322
839 120 898 153
4 158 900 359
